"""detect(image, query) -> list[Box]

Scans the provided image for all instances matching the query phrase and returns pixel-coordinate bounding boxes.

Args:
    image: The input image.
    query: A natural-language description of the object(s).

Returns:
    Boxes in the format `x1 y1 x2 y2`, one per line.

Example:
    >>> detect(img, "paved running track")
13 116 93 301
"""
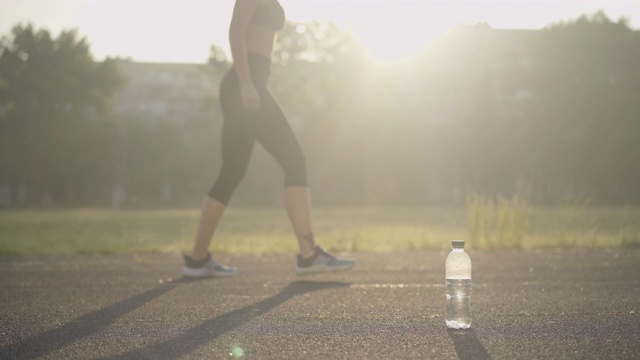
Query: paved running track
1 249 639 359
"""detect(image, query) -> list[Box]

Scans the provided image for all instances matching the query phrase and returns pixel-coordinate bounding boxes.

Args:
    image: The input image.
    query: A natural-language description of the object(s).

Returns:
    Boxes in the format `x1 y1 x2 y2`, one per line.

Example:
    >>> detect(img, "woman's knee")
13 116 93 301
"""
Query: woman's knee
207 167 247 204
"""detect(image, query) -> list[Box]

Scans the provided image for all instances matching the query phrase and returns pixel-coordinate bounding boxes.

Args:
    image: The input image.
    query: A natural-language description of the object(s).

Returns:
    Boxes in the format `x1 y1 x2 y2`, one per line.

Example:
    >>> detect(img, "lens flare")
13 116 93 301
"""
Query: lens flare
230 346 245 358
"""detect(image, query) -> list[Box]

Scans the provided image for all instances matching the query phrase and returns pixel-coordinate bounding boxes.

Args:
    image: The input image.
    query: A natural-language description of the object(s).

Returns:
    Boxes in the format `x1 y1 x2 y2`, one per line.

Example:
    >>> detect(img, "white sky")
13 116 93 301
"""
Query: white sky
1 0 638 62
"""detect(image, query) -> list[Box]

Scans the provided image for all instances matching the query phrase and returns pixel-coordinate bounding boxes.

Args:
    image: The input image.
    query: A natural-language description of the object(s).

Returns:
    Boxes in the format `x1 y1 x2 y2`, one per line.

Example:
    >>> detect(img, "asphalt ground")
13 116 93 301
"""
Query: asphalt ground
1 249 639 359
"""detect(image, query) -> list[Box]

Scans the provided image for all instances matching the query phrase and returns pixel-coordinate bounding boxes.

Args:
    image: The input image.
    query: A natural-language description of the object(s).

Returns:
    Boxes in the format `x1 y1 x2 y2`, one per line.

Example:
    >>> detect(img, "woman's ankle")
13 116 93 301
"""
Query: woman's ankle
190 251 209 262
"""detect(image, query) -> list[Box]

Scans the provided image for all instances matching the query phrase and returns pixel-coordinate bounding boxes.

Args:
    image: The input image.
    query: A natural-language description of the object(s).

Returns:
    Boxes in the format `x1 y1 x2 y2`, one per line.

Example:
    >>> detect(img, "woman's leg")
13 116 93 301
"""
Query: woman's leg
190 104 255 261
284 186 316 258
250 92 317 258
190 196 226 261
228 88 354 274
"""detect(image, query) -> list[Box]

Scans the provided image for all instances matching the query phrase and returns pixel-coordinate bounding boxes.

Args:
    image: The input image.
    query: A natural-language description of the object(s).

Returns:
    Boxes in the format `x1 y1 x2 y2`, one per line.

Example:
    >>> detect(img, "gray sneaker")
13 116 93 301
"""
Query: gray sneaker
296 246 355 276
182 252 237 278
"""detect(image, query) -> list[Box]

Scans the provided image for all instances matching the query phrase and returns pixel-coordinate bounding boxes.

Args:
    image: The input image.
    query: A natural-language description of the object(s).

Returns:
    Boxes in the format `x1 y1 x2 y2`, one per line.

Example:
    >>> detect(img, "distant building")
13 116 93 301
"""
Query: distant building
113 59 226 123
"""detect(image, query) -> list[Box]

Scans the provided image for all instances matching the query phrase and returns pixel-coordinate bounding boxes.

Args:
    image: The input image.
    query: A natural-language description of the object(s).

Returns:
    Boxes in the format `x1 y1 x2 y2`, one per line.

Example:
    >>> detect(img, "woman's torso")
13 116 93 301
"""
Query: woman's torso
220 0 284 99
244 0 285 58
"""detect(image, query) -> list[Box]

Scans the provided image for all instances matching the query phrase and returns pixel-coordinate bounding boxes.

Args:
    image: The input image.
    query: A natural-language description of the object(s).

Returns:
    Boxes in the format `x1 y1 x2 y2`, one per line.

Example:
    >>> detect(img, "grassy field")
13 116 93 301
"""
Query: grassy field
0 206 639 256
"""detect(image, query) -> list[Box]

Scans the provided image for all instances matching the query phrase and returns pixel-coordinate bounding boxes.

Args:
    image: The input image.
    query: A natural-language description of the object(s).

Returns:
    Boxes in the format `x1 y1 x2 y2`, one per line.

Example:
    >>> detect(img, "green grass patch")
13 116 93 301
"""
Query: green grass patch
467 193 530 249
0 206 638 255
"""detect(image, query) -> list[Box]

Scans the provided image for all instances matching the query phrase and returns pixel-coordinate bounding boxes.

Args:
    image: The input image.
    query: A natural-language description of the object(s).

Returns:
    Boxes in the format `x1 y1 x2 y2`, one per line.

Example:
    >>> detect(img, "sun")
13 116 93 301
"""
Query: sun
353 20 448 61
355 2 461 61
284 1 454 62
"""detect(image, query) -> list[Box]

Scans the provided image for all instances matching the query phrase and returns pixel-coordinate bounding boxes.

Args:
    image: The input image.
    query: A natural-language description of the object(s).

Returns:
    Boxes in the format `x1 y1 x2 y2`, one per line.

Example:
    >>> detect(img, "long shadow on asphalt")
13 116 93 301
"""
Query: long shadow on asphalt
0 277 199 360
447 329 490 360
0 279 349 359
103 280 350 359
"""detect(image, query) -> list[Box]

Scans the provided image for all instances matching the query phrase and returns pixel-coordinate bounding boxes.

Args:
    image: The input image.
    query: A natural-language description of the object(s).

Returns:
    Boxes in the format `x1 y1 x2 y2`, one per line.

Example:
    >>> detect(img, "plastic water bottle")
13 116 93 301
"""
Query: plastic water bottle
445 240 472 329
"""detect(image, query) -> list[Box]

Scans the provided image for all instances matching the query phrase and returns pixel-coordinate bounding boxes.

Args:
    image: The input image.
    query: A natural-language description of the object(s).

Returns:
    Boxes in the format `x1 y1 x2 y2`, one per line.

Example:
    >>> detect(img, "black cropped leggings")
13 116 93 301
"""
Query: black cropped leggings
208 54 307 204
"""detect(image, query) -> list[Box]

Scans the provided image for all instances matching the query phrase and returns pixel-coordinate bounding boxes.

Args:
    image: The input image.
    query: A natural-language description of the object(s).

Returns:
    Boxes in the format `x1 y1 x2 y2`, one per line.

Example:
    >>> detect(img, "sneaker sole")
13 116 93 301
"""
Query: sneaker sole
182 266 237 278
296 263 355 276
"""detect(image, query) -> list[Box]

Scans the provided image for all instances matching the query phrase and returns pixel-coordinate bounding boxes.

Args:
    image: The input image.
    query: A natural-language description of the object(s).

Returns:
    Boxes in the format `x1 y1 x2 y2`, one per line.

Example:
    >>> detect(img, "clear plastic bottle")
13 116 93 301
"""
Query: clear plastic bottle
445 240 472 329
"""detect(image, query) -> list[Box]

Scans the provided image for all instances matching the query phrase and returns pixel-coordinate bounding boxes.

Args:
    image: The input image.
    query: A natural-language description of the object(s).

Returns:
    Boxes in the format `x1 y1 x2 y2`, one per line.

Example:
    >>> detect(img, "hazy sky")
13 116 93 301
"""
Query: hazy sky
1 0 638 62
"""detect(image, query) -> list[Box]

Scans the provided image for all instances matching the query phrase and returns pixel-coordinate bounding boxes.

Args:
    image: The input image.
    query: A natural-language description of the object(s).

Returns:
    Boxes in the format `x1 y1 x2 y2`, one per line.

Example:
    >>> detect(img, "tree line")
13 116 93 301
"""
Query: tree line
1 11 639 207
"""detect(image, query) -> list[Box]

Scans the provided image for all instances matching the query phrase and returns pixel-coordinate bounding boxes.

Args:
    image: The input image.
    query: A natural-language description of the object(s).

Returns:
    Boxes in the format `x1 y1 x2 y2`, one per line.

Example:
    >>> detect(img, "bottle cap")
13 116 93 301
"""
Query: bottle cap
451 240 465 249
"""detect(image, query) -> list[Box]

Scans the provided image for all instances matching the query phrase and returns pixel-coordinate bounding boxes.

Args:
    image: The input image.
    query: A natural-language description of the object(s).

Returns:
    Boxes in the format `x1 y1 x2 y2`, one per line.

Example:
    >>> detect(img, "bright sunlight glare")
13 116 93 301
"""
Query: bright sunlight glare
283 1 459 61
283 0 640 62
1 0 638 62
348 3 452 61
